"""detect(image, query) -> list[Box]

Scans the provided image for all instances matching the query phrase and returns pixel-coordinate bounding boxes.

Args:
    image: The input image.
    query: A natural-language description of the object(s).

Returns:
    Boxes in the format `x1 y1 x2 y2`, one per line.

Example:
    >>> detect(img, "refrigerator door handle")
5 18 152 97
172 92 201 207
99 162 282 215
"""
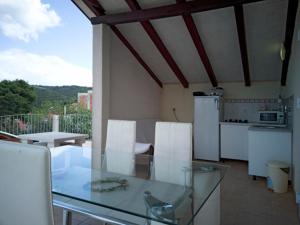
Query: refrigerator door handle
215 98 219 110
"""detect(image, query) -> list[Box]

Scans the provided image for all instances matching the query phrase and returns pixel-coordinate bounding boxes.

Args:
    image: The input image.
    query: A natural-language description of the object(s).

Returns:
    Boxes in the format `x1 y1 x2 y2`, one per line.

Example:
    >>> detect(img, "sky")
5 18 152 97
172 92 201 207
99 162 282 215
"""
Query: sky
0 0 92 87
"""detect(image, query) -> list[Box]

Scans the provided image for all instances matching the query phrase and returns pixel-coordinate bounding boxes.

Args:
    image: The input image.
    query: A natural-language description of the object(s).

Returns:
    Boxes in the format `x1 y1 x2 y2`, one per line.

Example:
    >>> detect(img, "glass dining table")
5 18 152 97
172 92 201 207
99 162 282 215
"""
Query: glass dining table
50 146 228 225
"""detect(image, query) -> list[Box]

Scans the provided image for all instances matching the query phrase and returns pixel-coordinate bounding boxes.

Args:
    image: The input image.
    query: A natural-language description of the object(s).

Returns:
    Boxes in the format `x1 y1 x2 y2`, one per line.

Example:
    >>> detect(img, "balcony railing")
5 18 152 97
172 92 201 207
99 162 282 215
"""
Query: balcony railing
0 113 92 138
59 114 92 138
0 114 53 135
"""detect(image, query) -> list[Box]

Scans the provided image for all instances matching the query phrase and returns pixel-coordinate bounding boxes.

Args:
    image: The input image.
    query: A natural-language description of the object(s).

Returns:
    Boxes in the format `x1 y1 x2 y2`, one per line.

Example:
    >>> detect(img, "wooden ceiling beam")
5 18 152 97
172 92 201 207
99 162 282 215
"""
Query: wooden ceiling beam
177 0 218 87
234 4 251 86
281 0 299 86
91 0 265 25
125 0 189 88
81 0 105 16
78 0 163 88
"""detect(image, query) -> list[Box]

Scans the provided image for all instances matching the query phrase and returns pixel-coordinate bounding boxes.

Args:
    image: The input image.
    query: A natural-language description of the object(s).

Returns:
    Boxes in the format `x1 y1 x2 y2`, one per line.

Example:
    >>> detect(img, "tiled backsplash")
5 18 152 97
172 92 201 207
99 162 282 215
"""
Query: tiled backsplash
223 98 283 123
283 95 294 128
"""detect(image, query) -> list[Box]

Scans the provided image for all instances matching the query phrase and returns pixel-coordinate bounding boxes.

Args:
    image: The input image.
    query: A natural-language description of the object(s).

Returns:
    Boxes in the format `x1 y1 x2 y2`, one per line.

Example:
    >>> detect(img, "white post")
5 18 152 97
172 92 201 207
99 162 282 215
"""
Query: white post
92 24 110 169
87 90 92 111
52 115 59 132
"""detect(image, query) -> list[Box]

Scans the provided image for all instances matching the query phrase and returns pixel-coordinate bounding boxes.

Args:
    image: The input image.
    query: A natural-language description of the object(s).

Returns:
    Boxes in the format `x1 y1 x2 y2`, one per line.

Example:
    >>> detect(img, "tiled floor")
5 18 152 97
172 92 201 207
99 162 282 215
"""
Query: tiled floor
221 160 299 225
53 160 300 225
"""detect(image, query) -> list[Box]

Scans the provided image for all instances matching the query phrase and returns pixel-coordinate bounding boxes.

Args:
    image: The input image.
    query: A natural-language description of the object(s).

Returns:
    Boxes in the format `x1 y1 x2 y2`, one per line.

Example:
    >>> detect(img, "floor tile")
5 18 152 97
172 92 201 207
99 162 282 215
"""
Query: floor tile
221 160 300 225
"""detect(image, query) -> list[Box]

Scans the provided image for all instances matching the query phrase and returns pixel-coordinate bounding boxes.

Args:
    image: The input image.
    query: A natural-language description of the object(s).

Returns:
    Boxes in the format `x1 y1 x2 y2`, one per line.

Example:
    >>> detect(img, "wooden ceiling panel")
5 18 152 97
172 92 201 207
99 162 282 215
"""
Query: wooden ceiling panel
192 8 244 83
243 0 288 81
74 0 291 85
150 16 210 83
95 0 129 14
125 0 189 88
117 22 179 83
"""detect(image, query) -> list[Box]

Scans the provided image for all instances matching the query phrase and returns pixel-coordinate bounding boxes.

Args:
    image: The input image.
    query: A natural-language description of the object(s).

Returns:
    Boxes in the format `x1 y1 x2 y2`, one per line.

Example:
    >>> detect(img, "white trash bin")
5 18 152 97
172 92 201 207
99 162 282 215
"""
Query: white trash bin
267 161 289 193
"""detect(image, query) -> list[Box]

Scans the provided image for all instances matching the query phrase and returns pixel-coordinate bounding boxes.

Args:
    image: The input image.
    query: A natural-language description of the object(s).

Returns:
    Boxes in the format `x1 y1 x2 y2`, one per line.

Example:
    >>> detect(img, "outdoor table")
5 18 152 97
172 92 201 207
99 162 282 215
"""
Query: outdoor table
51 146 228 225
18 132 88 147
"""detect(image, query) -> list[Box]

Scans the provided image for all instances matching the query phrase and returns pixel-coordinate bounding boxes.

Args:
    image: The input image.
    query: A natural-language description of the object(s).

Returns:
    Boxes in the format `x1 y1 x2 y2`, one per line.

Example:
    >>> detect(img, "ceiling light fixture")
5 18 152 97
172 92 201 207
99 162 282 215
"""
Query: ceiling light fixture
280 43 286 61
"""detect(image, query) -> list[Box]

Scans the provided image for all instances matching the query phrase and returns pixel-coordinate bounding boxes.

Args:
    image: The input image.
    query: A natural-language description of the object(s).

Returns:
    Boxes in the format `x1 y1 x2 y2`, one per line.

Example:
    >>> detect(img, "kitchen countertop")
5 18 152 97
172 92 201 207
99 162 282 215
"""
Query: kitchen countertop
220 122 288 128
220 122 255 126
248 126 292 133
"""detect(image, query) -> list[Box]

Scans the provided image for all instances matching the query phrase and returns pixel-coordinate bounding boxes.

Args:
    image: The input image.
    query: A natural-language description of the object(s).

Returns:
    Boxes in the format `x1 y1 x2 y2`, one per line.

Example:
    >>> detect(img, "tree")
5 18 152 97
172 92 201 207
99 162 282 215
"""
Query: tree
0 79 36 116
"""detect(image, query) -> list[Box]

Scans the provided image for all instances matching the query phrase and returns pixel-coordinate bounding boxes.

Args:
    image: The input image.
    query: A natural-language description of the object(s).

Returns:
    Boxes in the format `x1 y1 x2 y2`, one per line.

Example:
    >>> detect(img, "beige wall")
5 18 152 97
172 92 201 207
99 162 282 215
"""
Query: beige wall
283 10 300 194
161 81 281 122
109 32 162 120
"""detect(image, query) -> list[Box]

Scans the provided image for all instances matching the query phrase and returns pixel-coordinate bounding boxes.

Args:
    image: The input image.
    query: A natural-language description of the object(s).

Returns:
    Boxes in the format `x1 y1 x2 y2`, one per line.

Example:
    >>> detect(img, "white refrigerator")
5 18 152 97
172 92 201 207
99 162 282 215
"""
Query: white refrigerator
194 96 221 161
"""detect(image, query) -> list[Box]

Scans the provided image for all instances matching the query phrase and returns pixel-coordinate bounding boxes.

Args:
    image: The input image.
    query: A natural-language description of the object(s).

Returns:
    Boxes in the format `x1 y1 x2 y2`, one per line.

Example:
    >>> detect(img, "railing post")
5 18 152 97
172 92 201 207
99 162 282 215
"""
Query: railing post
52 115 59 132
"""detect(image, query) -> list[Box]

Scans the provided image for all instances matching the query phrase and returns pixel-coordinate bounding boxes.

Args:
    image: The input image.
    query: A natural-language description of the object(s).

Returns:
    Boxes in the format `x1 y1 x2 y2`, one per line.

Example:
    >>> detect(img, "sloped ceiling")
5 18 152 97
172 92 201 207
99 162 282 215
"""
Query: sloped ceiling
77 0 289 84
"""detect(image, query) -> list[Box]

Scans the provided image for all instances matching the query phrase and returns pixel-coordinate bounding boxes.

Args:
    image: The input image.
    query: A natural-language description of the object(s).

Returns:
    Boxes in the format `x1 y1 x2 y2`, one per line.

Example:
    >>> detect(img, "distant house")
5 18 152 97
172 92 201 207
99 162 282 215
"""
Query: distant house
78 90 92 111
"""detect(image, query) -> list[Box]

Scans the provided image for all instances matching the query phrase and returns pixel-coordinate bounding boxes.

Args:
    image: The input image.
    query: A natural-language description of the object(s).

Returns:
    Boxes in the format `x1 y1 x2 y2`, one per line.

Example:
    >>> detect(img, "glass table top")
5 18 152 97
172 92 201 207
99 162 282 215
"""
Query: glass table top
51 146 228 225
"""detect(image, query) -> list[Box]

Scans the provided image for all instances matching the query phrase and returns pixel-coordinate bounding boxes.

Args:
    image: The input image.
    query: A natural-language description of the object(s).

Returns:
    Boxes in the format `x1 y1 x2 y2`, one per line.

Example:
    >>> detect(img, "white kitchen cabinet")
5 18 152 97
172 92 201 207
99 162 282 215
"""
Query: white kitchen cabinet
248 127 292 178
220 124 250 161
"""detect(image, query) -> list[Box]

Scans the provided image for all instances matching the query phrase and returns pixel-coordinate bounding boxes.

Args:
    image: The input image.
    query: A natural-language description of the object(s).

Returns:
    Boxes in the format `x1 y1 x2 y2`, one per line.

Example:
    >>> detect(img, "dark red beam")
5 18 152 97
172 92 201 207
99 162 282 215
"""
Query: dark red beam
82 0 105 16
281 0 299 86
91 0 265 25
234 4 251 86
75 0 163 87
125 0 189 88
181 14 218 87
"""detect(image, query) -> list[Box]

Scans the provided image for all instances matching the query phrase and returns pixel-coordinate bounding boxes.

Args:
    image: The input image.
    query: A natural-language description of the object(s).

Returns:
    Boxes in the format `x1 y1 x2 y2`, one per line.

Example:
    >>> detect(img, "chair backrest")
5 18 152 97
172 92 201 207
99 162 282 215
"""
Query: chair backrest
135 119 158 144
105 120 136 175
154 122 193 186
0 141 54 225
0 131 21 143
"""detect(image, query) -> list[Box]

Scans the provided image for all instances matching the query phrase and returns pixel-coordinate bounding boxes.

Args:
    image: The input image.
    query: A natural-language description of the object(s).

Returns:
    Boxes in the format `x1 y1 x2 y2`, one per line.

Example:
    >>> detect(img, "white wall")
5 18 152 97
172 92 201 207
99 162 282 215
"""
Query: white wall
283 10 300 195
161 81 281 122
109 32 162 120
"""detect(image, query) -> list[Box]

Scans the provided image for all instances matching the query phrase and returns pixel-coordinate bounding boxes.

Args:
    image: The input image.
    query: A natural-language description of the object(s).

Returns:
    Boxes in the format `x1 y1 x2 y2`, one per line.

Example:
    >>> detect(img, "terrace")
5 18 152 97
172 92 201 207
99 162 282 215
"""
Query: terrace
1 0 300 225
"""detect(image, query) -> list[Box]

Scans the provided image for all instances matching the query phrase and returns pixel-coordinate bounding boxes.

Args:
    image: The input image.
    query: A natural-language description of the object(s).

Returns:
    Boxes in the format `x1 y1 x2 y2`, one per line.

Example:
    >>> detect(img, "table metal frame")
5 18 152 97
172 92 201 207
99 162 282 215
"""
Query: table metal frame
53 199 141 225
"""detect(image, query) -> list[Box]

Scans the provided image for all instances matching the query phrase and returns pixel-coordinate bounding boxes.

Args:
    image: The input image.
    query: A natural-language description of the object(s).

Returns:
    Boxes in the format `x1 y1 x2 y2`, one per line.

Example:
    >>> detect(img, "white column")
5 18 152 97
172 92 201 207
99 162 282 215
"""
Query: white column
52 115 59 132
92 24 110 169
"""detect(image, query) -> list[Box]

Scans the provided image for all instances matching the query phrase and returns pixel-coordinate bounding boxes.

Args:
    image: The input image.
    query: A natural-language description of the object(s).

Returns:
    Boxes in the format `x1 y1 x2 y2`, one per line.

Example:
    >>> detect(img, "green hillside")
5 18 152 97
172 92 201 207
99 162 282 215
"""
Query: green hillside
33 85 91 106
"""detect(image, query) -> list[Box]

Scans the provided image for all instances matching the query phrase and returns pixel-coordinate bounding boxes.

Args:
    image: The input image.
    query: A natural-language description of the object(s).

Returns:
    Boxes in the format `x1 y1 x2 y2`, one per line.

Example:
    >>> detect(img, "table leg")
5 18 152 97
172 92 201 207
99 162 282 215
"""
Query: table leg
75 138 85 146
53 141 60 148
27 140 34 144
63 210 72 225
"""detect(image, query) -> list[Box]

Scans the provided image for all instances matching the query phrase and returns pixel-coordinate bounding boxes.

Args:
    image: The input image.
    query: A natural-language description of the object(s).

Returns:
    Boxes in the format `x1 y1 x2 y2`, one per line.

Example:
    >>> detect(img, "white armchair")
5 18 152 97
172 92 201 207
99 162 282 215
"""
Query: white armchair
0 140 54 225
105 119 136 176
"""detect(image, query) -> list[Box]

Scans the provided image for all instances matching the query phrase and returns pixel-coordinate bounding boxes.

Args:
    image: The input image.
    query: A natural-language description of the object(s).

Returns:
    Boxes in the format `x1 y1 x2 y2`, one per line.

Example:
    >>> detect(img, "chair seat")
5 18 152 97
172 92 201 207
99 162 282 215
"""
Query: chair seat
135 142 152 154
0 131 20 142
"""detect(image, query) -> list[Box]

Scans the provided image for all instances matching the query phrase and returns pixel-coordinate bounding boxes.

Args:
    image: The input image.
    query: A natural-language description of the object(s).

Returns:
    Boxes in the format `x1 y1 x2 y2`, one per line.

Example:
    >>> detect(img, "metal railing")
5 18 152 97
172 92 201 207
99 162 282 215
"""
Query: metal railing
0 113 92 138
0 114 53 135
59 114 92 138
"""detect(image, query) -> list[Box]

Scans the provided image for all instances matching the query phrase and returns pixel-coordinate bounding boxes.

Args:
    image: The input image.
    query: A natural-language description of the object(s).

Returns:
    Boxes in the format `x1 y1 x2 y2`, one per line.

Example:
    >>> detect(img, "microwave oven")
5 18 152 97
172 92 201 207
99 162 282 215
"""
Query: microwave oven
258 111 285 124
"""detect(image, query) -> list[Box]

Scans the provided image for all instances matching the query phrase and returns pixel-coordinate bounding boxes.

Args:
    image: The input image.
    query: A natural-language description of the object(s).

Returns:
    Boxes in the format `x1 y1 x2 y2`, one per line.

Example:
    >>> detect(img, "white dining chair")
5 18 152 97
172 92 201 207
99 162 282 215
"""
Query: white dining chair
149 122 193 225
61 120 137 225
105 119 136 176
154 121 193 186
0 140 54 225
154 122 220 225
